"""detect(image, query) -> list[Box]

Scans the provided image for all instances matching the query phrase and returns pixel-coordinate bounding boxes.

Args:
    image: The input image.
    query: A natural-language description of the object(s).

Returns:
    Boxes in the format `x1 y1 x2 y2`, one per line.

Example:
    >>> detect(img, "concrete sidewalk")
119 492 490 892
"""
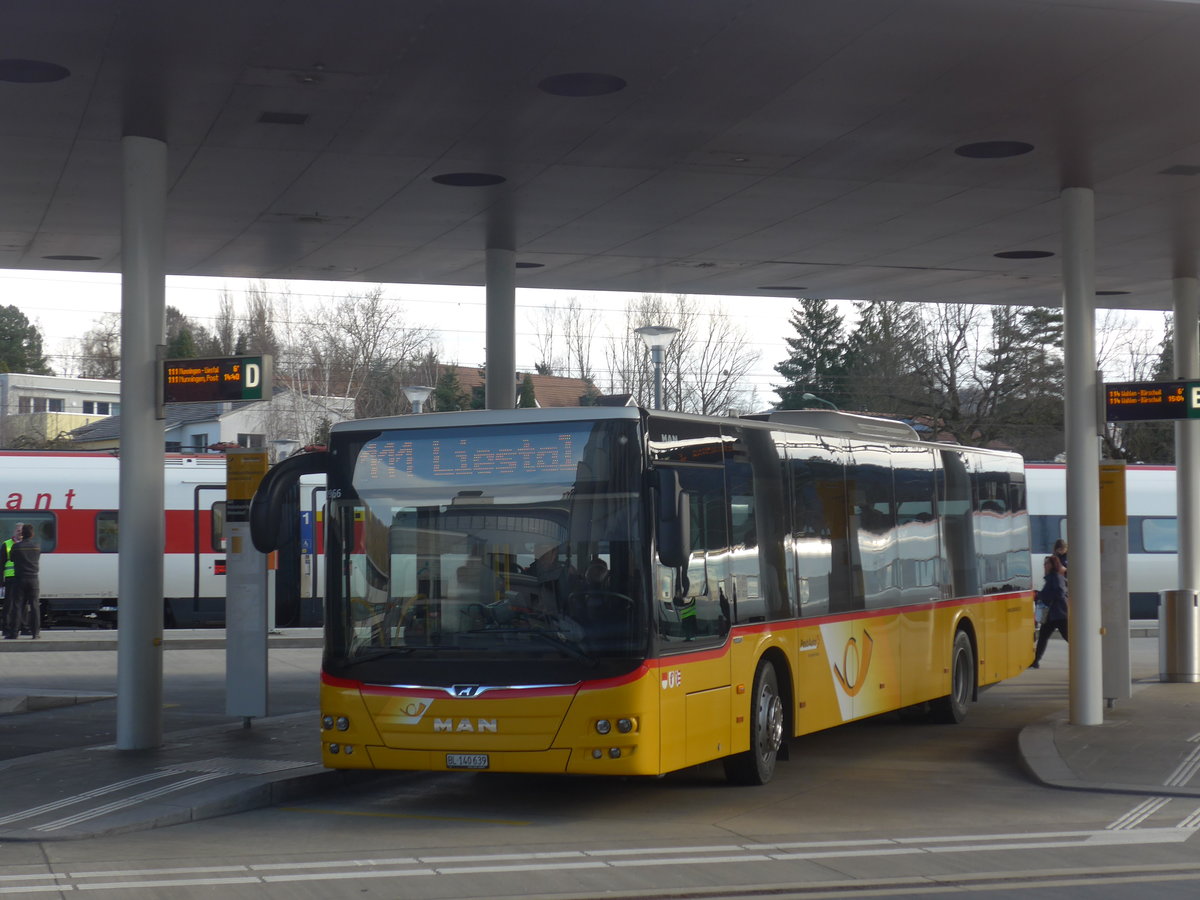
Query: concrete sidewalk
0 627 1196 841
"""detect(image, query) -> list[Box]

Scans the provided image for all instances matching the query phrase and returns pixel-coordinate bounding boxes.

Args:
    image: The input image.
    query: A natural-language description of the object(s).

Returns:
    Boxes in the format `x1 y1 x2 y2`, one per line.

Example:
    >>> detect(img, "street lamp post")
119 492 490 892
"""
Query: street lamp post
634 325 680 410
802 391 838 410
402 385 434 414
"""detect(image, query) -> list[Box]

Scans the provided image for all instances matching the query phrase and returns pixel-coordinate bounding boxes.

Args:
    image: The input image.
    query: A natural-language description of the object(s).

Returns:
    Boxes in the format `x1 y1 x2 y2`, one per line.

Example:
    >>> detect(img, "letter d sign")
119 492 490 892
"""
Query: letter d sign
245 363 260 389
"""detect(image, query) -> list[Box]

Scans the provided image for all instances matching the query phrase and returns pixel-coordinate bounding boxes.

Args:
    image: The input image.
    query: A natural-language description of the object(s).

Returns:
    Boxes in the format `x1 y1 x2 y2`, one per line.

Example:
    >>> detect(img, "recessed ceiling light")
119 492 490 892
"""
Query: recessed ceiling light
955 141 1034 159
515 262 544 269
0 59 70 83
431 172 506 187
538 72 626 97
42 254 100 261
994 250 1054 259
758 285 808 291
258 111 309 125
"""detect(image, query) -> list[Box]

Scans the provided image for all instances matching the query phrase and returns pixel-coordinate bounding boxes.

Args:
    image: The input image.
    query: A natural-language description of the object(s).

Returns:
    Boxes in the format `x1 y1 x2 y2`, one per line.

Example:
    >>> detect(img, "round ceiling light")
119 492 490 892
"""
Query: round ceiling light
431 172 506 187
0 59 70 83
994 250 1054 259
538 72 626 97
955 141 1034 159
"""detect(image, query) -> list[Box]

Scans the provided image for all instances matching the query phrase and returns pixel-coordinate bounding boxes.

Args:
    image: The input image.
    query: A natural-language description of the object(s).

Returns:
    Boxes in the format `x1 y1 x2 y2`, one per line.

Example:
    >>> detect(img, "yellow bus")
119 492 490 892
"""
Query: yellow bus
252 406 1033 785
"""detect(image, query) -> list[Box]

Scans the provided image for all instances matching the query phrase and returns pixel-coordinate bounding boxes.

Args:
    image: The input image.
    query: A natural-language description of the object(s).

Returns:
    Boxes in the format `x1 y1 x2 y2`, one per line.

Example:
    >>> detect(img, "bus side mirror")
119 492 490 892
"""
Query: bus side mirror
251 451 331 553
654 468 691 568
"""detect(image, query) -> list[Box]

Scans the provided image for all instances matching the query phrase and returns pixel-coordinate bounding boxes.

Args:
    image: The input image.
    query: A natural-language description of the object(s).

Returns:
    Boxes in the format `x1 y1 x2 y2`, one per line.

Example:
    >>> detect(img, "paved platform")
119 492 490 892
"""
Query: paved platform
0 626 1195 841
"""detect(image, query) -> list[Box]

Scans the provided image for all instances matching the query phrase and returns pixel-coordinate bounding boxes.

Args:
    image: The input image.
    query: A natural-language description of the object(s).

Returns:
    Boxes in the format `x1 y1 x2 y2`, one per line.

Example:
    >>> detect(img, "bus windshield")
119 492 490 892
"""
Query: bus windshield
326 418 646 679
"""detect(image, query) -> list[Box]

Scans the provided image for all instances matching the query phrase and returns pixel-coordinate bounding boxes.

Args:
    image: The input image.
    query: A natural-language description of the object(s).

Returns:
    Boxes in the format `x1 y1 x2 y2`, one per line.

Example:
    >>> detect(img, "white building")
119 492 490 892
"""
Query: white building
0 373 121 448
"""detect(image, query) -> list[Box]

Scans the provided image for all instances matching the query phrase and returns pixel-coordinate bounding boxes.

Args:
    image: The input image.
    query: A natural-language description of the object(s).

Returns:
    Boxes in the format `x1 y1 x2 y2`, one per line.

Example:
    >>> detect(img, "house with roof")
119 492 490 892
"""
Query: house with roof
0 373 122 448
69 387 355 456
438 366 603 409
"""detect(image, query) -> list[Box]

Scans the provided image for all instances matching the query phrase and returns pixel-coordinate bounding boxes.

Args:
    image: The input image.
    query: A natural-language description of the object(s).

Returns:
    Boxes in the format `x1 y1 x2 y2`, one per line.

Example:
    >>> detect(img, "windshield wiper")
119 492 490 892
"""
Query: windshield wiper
467 627 595 665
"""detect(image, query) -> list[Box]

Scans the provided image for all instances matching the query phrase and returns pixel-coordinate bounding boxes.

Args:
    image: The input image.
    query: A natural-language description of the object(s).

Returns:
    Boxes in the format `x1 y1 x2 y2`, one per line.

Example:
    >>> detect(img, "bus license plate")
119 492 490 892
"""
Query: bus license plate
446 753 489 769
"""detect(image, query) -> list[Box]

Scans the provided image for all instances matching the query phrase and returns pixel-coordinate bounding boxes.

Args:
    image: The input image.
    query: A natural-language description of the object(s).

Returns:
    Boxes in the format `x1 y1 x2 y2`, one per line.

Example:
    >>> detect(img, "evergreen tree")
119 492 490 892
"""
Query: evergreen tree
840 300 930 415
0 306 53 375
431 368 471 412
772 299 845 409
518 374 537 408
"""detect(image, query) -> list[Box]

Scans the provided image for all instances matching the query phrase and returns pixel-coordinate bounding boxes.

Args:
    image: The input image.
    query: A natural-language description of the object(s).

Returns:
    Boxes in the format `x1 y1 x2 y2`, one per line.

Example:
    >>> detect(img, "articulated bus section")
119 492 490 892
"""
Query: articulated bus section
251 406 1033 784
318 591 1031 776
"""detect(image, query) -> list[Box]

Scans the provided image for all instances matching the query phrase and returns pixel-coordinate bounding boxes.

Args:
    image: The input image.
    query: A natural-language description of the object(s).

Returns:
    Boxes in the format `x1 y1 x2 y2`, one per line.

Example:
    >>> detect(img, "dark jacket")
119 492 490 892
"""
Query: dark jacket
1038 570 1068 622
11 539 40 579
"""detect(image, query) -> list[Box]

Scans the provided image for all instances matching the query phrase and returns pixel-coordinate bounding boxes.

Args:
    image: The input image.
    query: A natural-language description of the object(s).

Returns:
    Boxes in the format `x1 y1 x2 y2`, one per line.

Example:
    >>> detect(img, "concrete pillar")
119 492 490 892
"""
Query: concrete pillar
485 247 516 410
116 135 167 750
1174 277 1200 591
1061 186 1103 726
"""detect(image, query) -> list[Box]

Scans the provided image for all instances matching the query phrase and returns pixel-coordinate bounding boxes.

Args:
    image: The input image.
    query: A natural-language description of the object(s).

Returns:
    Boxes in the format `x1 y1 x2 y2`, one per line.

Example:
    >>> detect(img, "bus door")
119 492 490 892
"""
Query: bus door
652 457 733 772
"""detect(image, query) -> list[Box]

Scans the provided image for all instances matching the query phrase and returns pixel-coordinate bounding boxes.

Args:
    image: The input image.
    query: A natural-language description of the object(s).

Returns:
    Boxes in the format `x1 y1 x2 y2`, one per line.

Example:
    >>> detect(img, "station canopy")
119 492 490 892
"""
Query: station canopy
6 0 1200 310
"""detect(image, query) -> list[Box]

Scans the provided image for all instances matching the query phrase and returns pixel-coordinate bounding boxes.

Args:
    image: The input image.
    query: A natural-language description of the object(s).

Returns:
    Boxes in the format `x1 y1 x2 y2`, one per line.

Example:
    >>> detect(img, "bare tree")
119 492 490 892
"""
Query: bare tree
78 313 122 379
605 294 758 413
288 286 438 419
528 297 599 381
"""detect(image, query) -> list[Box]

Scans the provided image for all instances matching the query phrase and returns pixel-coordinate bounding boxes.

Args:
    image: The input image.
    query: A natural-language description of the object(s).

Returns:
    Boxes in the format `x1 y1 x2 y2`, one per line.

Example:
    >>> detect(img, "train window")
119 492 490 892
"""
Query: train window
211 501 227 552
1140 517 1177 553
0 513 57 552
96 511 119 552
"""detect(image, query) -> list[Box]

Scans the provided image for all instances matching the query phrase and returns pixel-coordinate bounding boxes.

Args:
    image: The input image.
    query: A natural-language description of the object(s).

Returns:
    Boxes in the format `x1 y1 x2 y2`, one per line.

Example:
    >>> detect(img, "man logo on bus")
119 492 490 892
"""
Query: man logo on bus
832 630 874 698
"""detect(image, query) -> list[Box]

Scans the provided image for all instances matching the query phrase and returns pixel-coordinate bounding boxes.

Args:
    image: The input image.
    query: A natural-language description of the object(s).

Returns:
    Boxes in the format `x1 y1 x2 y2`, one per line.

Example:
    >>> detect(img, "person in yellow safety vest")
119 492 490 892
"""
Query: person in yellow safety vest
1 522 23 638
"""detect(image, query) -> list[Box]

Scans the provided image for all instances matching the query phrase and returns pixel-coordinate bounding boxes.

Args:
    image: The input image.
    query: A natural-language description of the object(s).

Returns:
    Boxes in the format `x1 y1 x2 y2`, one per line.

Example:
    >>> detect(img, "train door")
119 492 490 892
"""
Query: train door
165 484 226 627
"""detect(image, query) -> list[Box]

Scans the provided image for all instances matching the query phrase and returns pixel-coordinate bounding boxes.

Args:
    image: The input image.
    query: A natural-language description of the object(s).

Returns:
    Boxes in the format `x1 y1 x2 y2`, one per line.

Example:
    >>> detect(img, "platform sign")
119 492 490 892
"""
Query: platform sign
1104 380 1200 421
162 355 272 404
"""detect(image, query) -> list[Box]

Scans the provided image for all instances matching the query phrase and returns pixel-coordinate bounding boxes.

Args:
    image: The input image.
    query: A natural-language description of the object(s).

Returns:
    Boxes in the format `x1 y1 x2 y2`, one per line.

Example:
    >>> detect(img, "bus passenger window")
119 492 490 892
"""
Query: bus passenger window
96 510 119 552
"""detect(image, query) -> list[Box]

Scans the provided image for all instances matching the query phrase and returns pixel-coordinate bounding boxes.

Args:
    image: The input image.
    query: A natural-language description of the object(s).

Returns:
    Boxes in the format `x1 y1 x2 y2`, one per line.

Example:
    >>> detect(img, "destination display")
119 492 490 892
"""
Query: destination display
1104 380 1200 422
355 425 591 487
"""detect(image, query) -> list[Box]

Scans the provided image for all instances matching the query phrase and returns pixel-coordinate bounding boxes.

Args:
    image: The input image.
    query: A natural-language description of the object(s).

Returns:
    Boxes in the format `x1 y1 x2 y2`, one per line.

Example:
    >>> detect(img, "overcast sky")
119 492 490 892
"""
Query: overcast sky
2 269 1167 408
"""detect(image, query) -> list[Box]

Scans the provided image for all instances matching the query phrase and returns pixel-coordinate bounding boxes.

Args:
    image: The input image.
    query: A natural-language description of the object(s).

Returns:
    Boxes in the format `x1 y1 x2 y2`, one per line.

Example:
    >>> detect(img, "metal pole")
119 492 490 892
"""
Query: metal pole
1061 185 1103 726
651 347 664 410
117 135 167 750
485 247 516 410
1174 277 1200 592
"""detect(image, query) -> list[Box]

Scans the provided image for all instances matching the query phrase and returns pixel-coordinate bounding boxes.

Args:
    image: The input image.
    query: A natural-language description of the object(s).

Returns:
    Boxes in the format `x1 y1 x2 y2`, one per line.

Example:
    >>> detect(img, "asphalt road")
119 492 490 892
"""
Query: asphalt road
1 638 1197 899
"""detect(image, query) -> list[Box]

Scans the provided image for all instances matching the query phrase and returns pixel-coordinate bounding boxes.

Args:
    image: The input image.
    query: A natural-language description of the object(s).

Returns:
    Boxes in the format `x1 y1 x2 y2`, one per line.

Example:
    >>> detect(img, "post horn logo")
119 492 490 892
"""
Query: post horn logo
833 629 874 697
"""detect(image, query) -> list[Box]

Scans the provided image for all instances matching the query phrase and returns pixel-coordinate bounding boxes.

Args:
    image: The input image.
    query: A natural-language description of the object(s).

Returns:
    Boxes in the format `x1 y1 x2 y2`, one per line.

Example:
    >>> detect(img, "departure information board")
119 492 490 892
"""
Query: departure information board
1104 380 1200 421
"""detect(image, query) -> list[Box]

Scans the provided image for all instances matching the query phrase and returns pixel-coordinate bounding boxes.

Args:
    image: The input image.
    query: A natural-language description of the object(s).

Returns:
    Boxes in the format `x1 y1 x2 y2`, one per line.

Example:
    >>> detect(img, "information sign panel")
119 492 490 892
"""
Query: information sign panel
162 355 272 404
1104 380 1200 422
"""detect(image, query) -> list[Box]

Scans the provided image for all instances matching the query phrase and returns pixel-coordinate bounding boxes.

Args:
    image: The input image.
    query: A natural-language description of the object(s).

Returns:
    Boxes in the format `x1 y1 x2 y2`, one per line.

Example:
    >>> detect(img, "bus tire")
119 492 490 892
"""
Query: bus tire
933 630 974 724
723 659 784 785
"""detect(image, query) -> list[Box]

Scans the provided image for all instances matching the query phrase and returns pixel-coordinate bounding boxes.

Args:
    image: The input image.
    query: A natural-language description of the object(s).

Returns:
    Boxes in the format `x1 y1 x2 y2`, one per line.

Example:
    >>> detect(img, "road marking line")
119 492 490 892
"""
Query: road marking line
0 770 186 826
35 773 225 832
1165 745 1200 787
1107 797 1171 830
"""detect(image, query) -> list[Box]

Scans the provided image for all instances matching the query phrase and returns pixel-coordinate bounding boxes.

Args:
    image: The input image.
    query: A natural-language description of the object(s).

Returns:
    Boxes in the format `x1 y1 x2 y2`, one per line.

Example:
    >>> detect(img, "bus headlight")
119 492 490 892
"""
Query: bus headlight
321 715 334 730
595 719 612 735
335 716 350 732
616 717 635 734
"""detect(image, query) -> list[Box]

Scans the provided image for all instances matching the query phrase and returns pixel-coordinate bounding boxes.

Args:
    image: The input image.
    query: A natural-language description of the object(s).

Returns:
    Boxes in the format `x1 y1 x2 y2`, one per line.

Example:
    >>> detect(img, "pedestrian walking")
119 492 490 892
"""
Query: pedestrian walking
1032 555 1068 668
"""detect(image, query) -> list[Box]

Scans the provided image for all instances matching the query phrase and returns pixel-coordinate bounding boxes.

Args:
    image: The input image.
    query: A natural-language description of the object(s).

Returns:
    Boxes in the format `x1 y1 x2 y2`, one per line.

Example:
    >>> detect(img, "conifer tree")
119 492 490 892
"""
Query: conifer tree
773 299 845 409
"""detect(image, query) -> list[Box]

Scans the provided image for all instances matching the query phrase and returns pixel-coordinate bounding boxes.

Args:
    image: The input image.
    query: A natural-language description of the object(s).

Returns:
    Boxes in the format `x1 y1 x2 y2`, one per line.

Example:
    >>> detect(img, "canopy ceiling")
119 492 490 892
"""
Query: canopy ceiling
6 0 1200 310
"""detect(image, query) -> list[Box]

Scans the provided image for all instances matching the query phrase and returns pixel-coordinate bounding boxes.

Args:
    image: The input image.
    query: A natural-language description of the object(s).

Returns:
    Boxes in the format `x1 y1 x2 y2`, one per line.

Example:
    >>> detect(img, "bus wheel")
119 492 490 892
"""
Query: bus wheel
933 631 974 724
723 660 784 785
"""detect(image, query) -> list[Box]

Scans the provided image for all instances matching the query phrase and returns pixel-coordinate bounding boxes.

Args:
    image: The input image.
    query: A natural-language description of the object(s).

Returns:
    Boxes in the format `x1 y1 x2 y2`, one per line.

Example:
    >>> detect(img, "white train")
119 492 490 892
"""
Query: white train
1025 463 1175 620
0 451 324 628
